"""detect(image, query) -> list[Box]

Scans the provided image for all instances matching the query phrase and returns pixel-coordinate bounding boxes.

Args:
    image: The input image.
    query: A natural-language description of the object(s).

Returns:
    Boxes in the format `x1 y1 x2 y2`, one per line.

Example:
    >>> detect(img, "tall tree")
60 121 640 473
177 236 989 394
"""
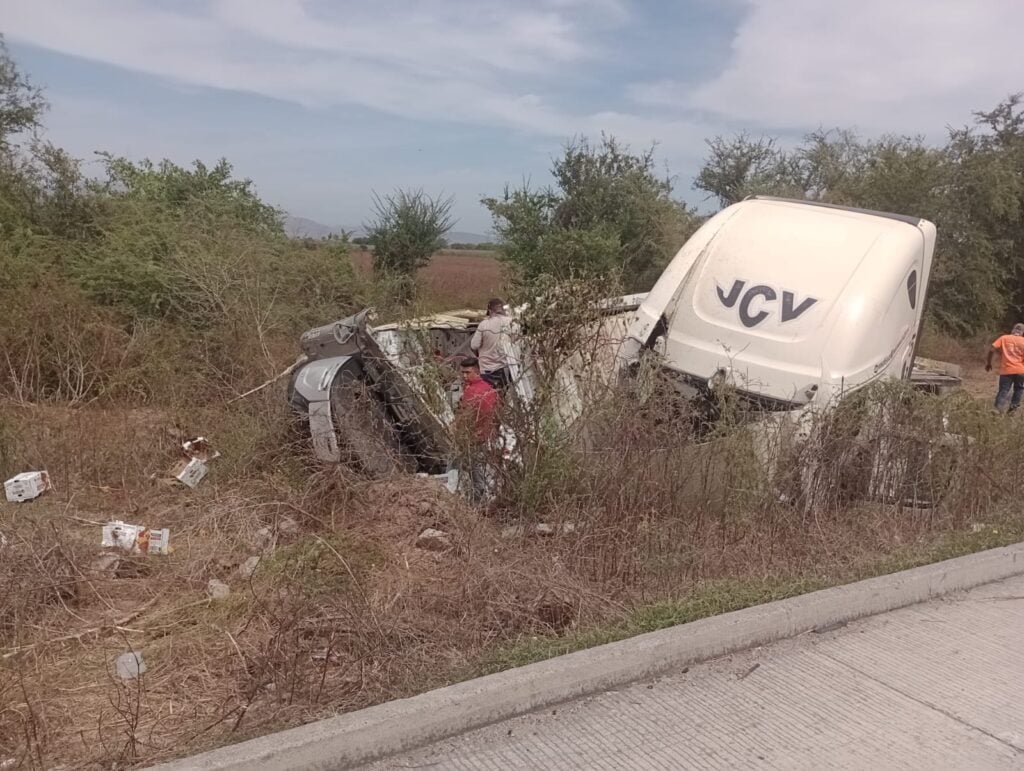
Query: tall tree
95 154 283 233
484 135 696 290
367 188 455 298
0 34 45 149
693 133 799 207
954 95 1024 325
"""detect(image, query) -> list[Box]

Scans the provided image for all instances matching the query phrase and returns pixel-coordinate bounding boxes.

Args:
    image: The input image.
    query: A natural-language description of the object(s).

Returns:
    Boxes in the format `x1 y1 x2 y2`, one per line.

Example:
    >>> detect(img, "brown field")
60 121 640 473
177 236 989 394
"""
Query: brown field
350 248 505 310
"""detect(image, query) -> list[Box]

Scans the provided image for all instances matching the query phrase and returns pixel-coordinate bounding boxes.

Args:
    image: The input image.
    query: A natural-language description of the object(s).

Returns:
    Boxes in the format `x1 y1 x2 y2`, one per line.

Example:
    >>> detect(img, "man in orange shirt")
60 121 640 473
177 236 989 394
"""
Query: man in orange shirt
986 323 1024 412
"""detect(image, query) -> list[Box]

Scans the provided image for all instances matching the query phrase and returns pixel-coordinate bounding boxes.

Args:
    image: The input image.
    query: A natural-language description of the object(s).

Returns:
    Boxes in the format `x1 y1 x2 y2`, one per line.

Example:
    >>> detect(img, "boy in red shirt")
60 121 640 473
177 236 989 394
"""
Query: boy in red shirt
986 323 1024 412
456 357 499 501
458 357 499 441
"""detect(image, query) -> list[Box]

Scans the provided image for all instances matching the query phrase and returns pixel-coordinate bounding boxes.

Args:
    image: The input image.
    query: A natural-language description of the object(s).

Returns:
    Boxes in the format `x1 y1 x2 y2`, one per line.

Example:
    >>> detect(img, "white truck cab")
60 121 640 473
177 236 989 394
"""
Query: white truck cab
624 196 938 408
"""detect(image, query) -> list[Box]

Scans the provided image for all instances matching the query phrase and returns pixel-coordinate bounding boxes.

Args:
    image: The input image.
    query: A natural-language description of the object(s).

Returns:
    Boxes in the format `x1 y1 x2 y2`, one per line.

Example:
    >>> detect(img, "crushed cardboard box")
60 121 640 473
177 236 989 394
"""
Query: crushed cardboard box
114 651 147 681
102 521 171 555
4 470 53 503
171 457 208 489
168 436 222 489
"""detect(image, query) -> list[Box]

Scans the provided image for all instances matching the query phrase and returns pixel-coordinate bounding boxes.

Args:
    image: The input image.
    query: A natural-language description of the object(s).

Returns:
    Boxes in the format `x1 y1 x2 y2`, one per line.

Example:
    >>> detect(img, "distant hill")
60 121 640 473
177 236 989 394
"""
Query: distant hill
283 215 493 245
283 215 341 239
447 231 497 246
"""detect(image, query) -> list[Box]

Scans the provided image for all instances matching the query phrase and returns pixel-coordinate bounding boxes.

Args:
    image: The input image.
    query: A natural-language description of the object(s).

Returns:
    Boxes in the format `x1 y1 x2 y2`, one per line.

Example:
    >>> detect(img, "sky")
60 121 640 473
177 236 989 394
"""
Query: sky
3 0 1023 234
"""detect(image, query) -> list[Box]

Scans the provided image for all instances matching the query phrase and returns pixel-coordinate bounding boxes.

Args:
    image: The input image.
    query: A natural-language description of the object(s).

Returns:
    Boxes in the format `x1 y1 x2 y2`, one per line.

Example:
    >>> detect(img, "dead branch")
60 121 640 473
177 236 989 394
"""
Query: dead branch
2 595 161 660
227 354 308 405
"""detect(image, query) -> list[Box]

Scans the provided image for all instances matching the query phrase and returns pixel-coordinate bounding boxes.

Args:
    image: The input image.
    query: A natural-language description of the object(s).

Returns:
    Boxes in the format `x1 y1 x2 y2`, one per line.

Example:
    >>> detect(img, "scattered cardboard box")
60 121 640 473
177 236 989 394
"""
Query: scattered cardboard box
168 436 221 489
416 528 452 552
238 555 261 578
171 457 208 489
416 468 459 494
207 578 231 599
182 436 220 462
4 471 53 503
101 521 171 555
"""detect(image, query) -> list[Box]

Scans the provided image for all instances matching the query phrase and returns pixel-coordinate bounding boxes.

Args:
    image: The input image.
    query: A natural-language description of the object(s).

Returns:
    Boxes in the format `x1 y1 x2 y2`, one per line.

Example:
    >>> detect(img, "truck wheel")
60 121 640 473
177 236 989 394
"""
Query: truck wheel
329 368 413 477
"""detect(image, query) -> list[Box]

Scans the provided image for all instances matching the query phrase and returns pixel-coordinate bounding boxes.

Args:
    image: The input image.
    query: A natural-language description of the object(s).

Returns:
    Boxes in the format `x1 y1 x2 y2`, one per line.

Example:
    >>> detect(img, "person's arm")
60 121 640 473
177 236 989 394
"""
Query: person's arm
470 327 483 353
453 394 475 445
987 339 1001 372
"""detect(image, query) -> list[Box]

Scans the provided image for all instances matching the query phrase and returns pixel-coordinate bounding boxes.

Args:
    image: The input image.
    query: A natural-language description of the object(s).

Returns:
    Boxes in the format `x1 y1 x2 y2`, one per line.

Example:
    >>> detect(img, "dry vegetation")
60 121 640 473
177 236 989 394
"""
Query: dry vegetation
3 263 1023 769
918 327 994 401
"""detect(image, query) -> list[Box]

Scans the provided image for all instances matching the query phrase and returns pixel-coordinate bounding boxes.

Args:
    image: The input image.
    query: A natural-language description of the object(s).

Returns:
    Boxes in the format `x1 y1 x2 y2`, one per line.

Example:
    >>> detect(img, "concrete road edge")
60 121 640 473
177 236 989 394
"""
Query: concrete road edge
151 541 1024 771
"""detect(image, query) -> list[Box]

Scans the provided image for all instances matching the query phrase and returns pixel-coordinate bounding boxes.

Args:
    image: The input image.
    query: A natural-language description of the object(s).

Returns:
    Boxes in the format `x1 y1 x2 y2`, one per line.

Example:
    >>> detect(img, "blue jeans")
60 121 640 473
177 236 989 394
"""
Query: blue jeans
995 374 1024 412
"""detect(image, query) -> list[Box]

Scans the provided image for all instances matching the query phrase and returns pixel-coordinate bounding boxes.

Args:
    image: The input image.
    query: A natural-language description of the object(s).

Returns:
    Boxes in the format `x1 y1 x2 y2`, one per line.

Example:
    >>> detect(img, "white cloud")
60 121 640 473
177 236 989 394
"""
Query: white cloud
8 0 1018 157
27 0 1018 225
0 0 626 135
209 0 587 77
674 0 1024 136
541 0 631 23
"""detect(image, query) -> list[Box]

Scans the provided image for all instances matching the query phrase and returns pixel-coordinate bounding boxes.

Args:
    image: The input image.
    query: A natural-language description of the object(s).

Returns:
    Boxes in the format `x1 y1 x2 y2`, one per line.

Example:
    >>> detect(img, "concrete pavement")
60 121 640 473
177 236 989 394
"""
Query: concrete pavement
370 574 1024 770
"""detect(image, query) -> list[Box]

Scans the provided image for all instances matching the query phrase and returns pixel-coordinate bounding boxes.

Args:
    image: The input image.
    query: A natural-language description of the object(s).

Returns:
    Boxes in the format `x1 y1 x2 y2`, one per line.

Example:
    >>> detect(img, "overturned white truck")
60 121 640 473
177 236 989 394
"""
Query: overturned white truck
620 196 959 406
288 197 960 480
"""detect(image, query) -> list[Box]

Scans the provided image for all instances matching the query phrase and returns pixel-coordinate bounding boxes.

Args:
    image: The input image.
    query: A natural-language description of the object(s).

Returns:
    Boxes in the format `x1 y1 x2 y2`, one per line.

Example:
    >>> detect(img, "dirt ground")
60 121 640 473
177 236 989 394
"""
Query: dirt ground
0 396 622 768
0 448 565 768
918 331 993 401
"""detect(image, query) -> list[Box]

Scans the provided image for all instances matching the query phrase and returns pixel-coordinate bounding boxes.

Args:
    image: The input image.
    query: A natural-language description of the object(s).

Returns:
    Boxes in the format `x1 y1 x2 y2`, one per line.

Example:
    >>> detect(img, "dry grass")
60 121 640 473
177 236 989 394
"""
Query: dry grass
2 381 1022 768
0 403 604 768
3 267 1022 768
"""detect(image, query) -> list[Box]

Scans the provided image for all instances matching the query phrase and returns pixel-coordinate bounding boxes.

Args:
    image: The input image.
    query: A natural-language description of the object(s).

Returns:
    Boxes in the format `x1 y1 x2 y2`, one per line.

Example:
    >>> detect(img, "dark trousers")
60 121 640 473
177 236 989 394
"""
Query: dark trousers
454 443 496 504
481 366 511 392
995 374 1024 412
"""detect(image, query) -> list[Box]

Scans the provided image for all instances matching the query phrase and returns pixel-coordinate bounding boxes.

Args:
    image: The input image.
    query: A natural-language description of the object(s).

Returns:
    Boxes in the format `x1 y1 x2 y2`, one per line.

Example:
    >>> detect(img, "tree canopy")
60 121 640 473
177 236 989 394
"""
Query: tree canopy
366 188 454 302
0 37 358 402
484 135 698 291
694 98 1024 335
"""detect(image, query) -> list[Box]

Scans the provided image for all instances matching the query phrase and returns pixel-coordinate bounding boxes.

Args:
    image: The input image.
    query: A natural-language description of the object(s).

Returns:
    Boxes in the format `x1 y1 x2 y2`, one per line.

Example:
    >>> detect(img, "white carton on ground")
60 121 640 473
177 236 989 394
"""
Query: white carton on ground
102 521 171 555
172 458 208 489
182 437 220 462
4 471 52 502
417 469 460 495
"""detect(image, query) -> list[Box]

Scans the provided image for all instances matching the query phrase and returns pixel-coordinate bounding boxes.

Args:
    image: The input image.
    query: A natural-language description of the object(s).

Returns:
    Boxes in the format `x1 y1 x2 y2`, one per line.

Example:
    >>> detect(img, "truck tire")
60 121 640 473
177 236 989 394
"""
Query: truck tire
329 367 414 478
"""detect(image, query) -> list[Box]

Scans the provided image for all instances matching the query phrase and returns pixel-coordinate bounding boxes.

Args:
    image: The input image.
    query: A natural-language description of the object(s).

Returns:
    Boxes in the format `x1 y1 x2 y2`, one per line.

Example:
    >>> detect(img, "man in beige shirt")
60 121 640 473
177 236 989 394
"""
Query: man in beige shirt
471 298 514 391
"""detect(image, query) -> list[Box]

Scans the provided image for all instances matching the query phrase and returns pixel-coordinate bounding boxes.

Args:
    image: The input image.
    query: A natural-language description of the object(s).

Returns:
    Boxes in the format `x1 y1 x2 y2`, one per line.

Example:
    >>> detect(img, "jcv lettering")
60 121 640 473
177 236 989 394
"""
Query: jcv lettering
716 280 818 328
